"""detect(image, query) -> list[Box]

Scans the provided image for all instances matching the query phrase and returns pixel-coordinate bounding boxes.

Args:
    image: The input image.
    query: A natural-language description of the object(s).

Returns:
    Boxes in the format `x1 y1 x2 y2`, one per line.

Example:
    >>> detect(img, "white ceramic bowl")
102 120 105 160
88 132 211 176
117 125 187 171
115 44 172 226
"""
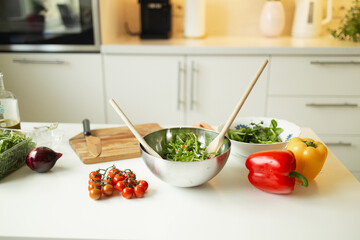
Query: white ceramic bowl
218 117 301 160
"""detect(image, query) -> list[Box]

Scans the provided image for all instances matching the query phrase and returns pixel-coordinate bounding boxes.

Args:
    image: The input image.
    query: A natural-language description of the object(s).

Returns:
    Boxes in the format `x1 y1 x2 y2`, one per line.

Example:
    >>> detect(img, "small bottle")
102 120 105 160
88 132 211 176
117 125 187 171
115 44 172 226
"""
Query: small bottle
0 72 21 129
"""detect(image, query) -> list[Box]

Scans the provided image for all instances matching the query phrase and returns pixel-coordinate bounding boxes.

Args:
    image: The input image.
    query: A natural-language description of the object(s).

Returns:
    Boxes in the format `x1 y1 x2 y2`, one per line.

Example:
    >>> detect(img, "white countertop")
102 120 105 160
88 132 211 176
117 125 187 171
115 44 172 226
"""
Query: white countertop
101 35 360 55
1 122 360 240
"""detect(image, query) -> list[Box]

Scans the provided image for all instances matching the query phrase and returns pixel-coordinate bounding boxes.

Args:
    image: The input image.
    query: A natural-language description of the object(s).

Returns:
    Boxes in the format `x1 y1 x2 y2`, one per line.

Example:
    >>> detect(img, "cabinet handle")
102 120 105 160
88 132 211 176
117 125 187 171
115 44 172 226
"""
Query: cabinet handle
306 103 358 107
177 61 185 111
190 61 197 111
13 58 65 64
310 61 360 65
325 141 352 147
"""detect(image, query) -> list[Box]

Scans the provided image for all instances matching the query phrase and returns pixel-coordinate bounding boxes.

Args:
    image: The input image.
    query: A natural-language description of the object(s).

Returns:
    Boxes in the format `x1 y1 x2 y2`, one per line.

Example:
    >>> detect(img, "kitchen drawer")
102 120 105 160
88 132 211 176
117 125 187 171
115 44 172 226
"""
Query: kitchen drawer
0 53 105 123
320 135 360 172
266 97 360 135
269 56 360 96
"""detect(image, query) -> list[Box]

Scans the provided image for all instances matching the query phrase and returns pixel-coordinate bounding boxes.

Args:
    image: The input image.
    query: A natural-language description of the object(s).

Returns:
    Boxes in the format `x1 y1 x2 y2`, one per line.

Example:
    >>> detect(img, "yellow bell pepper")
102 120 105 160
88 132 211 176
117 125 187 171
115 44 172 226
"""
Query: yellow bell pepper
286 137 328 182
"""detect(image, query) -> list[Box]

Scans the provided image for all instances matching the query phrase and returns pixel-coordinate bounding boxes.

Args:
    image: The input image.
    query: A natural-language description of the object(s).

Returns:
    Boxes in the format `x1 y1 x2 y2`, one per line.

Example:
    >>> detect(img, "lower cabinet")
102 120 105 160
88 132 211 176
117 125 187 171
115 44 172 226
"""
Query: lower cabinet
0 53 105 123
320 135 360 180
103 54 269 126
267 55 360 180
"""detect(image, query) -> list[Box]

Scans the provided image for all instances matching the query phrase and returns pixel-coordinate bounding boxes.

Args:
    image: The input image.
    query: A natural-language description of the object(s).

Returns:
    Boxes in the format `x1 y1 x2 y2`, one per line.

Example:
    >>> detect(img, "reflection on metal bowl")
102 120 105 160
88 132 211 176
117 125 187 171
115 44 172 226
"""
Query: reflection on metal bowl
140 127 231 187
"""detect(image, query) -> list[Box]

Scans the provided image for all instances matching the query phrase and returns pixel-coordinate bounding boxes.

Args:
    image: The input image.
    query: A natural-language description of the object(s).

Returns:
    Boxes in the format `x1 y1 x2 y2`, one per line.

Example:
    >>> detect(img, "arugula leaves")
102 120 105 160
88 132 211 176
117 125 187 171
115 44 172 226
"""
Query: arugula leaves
228 119 284 144
0 130 31 153
162 132 210 161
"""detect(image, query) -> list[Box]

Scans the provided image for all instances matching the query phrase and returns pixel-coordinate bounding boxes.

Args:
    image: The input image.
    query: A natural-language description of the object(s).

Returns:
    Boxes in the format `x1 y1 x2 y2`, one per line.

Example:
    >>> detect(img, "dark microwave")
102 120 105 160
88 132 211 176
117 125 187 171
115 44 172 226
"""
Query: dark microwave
0 0 100 52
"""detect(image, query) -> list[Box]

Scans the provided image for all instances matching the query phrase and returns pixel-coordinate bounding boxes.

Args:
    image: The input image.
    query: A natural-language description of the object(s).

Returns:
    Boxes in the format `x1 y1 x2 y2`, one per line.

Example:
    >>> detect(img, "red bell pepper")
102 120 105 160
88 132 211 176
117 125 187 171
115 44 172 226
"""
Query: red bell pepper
245 150 308 194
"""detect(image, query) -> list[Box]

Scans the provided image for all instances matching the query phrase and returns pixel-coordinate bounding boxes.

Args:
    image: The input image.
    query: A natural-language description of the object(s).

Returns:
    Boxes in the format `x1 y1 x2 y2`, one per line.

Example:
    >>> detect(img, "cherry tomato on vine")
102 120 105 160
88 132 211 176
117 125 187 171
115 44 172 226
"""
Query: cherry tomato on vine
105 177 114 186
113 174 125 184
89 188 102 200
89 171 101 180
123 170 136 180
88 179 101 190
115 181 126 192
108 168 120 179
122 187 134 199
134 185 145 198
88 178 101 185
138 180 149 191
102 184 114 196
125 178 137 188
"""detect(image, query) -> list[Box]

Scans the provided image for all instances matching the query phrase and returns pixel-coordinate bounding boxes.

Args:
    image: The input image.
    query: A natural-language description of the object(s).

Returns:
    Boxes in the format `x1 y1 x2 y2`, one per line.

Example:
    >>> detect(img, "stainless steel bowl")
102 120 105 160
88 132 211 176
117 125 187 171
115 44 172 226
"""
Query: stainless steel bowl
140 127 231 187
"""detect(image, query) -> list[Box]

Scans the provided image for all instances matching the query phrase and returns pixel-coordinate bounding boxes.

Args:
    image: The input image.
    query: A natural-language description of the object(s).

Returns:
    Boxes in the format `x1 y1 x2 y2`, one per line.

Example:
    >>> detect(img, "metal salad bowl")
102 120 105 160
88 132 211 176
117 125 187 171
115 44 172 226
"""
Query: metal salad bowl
140 127 231 187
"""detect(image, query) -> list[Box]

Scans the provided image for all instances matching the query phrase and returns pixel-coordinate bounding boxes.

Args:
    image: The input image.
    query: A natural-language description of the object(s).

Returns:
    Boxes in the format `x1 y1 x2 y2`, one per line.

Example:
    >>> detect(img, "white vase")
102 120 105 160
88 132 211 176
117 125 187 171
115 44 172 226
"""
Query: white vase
259 1 285 37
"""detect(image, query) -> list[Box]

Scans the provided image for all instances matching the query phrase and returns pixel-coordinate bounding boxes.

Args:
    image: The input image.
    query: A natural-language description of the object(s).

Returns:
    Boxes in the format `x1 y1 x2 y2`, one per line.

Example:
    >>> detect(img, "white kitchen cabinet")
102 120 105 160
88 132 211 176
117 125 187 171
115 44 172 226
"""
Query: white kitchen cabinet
0 53 105 123
103 55 185 125
103 54 269 126
320 135 360 178
185 56 268 125
266 56 360 179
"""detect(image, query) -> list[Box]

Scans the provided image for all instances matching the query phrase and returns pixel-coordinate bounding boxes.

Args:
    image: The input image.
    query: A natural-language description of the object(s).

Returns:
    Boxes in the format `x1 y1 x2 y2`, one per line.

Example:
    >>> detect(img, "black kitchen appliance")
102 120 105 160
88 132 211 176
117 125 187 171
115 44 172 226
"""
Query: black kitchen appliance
139 0 171 39
0 0 100 52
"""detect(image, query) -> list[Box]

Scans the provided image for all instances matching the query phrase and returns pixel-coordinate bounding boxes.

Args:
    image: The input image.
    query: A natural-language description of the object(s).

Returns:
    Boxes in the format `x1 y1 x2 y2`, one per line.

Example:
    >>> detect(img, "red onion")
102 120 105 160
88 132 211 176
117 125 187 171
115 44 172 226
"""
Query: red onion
26 147 62 173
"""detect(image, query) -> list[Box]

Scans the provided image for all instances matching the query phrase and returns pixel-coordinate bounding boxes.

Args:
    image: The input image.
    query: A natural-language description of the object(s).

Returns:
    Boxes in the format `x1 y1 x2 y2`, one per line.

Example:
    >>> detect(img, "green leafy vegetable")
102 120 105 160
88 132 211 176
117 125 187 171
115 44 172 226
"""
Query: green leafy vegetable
0 129 36 180
161 132 212 161
228 119 284 144
0 130 32 153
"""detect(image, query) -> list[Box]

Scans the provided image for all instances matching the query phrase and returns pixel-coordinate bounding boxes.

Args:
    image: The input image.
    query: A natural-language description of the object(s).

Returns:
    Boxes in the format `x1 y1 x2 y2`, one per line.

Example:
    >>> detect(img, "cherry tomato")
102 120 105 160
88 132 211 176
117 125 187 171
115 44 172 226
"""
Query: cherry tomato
134 185 145 198
113 174 125 184
138 180 149 191
125 178 137 188
105 176 114 186
108 168 120 179
122 187 134 199
88 178 101 185
88 179 101 190
89 171 101 180
115 181 126 192
102 184 114 196
123 170 136 180
89 188 102 200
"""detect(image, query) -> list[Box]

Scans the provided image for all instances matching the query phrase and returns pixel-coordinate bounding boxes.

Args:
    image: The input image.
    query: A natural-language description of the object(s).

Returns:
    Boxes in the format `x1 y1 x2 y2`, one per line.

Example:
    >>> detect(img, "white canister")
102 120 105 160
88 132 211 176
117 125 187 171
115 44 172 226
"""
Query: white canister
259 0 285 38
184 0 206 38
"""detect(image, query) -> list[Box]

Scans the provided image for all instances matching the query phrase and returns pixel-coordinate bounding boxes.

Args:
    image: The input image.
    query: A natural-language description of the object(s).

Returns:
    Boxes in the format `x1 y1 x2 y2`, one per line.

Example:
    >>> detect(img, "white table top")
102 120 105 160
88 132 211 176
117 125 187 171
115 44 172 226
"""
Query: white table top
1 122 359 240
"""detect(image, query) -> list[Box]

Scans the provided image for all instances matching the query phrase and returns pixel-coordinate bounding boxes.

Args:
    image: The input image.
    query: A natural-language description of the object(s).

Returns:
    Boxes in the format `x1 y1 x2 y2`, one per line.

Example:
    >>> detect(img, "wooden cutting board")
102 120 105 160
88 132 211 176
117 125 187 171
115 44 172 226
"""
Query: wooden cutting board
69 123 162 164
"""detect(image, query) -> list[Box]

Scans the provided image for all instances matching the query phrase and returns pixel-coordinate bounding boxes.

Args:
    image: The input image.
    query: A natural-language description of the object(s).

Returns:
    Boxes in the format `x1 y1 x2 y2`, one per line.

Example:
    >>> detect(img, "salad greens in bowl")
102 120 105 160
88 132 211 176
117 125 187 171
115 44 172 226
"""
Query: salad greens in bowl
218 117 301 159
140 127 231 187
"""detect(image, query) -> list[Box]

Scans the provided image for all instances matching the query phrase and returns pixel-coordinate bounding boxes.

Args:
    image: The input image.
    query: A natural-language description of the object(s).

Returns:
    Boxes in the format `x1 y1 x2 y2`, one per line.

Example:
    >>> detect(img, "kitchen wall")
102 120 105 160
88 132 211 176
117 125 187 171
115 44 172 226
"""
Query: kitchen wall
100 0 353 44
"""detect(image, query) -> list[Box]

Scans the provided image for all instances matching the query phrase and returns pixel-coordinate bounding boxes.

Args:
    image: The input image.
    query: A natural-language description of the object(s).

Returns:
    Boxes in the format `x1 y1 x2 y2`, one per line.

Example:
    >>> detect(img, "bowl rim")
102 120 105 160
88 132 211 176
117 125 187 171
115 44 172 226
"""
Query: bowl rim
219 116 301 146
140 126 232 162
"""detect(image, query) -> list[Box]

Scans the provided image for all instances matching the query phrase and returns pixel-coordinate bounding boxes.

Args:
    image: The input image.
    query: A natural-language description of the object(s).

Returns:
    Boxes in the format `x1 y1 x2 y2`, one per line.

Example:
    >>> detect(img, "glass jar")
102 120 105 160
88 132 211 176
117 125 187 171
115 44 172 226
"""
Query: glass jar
0 72 21 129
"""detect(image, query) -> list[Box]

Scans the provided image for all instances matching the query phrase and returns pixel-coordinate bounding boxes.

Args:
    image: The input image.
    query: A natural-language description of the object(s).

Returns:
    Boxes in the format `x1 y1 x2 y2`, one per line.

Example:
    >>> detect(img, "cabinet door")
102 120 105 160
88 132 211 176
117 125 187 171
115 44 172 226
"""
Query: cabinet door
0 53 105 123
104 55 184 125
267 97 360 135
269 56 360 96
185 56 268 126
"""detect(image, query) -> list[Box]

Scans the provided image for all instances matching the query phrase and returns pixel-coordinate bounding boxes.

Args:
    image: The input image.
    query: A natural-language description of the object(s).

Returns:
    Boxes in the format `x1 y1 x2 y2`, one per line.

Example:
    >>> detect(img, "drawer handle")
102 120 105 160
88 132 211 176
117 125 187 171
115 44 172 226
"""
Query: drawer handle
310 61 360 65
177 61 185 111
325 141 352 147
306 103 358 107
190 61 198 111
13 58 65 64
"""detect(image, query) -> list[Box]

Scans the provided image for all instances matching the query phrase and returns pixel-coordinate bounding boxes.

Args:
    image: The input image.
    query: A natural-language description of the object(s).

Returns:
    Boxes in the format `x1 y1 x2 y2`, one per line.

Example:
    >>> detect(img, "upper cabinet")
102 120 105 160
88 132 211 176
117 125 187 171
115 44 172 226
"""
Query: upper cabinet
0 53 105 123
